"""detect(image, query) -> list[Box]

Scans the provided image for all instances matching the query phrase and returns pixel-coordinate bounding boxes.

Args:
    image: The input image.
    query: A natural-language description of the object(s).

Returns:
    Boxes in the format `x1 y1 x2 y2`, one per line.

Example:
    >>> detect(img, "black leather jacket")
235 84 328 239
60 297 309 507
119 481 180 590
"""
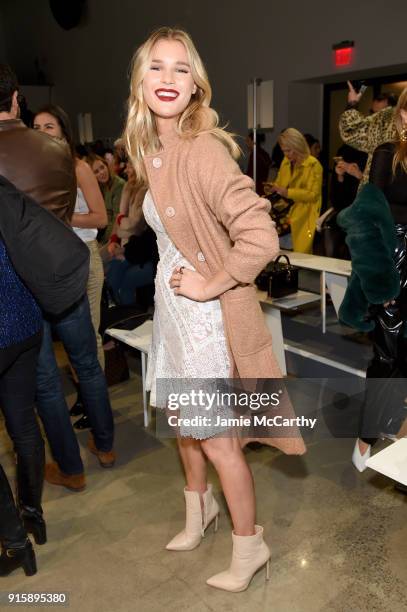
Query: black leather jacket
0 119 76 224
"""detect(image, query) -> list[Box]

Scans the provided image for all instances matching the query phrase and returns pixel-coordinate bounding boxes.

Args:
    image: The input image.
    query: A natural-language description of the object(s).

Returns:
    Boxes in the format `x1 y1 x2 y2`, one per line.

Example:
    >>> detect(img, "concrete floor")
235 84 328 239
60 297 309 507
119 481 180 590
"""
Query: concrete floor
1 352 407 612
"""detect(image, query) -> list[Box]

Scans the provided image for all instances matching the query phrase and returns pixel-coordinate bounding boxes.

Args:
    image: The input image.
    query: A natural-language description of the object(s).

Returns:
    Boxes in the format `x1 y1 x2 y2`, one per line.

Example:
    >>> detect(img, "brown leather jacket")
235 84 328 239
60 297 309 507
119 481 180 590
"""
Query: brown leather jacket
0 119 76 223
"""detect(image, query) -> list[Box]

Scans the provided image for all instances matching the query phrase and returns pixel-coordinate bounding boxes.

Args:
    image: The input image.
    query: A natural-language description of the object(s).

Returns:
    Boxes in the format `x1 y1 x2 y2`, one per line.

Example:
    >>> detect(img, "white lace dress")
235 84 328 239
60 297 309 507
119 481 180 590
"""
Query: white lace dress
143 190 231 438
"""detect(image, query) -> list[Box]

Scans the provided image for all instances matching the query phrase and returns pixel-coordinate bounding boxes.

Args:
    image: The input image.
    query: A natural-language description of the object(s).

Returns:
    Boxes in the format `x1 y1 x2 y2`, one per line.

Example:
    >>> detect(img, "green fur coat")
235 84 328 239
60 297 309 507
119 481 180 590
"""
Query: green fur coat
337 183 400 331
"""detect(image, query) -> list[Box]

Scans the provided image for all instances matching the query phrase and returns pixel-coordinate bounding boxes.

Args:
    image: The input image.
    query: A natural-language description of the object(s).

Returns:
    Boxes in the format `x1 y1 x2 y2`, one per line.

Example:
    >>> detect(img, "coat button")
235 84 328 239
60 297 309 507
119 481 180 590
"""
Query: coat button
152 157 162 169
165 206 175 217
197 251 206 262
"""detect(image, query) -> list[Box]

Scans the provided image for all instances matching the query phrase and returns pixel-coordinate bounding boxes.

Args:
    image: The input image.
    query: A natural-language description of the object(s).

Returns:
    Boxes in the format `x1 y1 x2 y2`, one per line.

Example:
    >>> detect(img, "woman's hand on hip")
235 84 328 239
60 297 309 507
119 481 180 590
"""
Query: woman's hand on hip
169 266 208 301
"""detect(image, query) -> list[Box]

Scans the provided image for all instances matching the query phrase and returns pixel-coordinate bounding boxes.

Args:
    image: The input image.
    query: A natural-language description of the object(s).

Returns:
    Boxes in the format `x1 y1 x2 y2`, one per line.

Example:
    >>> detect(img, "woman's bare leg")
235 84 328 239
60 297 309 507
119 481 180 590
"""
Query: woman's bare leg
177 436 207 496
201 436 255 535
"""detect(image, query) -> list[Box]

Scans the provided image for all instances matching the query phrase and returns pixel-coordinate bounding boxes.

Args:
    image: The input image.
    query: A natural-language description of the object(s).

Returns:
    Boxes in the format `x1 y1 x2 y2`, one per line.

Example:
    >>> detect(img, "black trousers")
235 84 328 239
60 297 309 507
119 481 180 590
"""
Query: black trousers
360 225 407 445
0 332 44 547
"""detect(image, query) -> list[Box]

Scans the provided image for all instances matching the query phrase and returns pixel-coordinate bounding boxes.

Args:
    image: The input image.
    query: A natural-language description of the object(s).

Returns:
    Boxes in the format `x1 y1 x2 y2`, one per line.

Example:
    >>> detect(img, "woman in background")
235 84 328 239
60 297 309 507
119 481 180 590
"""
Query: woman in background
88 154 125 245
271 128 322 253
33 106 107 419
32 108 115 480
350 89 407 471
105 161 156 305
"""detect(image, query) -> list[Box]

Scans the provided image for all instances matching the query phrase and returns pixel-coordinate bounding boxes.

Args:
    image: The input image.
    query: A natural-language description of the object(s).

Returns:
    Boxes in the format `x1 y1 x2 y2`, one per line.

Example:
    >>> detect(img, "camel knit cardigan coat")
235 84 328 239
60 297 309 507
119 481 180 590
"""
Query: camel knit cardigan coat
144 131 306 455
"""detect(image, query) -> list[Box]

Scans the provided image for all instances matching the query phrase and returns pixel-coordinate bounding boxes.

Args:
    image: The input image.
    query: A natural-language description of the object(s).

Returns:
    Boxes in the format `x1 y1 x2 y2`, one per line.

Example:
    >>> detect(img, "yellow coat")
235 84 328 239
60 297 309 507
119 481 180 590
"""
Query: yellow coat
275 155 322 253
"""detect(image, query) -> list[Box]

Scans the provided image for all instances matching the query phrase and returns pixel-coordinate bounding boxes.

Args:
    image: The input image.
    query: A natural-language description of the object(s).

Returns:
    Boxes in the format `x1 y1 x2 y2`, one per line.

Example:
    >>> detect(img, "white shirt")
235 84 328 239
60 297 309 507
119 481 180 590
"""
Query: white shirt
72 188 98 242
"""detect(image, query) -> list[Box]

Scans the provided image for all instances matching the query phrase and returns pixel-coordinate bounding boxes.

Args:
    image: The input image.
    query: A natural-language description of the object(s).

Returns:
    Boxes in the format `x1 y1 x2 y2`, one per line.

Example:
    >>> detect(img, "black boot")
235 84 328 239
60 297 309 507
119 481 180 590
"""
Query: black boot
70 390 84 417
73 414 90 430
17 446 47 545
0 465 36 576
0 540 37 577
20 507 46 546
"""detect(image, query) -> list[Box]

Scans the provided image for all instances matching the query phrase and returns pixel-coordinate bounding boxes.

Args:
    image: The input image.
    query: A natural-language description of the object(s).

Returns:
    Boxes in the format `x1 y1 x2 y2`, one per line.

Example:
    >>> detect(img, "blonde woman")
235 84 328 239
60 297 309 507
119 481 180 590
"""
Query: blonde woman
271 128 322 253
124 27 305 592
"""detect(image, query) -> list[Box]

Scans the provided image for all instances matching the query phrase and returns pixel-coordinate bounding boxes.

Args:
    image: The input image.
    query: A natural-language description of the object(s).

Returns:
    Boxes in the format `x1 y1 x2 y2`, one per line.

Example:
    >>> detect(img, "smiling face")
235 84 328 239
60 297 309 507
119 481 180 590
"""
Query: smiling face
142 38 197 133
33 112 63 139
91 159 110 184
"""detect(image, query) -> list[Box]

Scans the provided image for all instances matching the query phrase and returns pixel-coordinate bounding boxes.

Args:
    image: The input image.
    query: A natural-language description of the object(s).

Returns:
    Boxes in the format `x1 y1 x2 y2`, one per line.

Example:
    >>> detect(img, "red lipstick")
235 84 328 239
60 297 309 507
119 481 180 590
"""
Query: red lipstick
155 88 179 102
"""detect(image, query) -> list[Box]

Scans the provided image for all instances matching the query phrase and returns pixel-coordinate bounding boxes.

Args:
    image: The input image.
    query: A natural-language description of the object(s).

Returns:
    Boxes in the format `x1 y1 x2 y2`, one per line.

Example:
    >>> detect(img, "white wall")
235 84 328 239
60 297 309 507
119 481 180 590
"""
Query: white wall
2 0 407 148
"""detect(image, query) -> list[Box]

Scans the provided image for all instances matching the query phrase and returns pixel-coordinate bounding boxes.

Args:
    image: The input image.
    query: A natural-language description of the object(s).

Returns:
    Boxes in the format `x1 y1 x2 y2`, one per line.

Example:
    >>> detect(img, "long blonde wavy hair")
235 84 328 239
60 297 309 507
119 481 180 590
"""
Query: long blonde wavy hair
392 87 407 175
123 27 240 185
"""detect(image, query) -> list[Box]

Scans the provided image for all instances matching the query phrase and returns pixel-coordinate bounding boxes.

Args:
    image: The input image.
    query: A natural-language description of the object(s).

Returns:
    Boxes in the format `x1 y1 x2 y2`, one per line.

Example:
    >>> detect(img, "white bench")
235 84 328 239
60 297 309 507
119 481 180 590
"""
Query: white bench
256 255 364 378
366 439 407 486
280 250 351 333
105 257 354 429
257 289 320 375
106 320 153 427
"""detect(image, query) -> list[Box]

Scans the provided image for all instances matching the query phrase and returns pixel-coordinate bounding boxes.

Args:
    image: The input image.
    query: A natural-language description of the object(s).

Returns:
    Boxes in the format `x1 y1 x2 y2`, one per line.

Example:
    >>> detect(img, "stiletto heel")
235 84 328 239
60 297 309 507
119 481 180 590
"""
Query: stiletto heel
166 484 220 551
352 440 371 473
206 525 271 592
214 514 219 532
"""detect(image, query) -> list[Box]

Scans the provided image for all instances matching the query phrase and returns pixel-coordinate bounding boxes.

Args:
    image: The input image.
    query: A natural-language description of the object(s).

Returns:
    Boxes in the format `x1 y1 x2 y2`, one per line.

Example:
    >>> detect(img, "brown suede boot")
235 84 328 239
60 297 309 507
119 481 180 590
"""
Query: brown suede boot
44 463 86 492
87 435 116 468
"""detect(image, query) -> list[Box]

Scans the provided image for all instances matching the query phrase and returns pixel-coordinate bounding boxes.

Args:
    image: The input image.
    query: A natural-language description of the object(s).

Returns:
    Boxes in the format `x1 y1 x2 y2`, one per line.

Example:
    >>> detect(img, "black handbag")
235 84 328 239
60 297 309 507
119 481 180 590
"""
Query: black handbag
268 254 299 298
266 193 294 236
255 254 299 299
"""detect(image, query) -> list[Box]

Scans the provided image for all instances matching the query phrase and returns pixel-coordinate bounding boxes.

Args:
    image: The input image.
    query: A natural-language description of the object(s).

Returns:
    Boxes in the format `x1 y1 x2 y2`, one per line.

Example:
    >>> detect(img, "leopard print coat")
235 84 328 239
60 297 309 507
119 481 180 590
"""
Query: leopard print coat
339 106 396 185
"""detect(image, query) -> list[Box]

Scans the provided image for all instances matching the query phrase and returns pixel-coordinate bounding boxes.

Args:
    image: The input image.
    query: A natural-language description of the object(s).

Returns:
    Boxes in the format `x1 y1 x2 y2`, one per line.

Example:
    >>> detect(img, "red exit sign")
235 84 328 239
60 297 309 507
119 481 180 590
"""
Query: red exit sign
333 41 354 67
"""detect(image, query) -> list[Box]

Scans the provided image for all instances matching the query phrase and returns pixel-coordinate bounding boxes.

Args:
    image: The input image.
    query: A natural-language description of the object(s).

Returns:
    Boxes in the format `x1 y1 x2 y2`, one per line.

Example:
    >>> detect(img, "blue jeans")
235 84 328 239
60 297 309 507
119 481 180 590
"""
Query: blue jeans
36 297 114 475
107 259 154 305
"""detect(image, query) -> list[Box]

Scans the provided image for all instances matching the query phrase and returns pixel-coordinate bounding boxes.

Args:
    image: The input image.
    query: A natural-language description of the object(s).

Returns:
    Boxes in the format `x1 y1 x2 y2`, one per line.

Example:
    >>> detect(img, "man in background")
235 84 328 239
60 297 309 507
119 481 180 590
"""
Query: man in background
0 63 77 575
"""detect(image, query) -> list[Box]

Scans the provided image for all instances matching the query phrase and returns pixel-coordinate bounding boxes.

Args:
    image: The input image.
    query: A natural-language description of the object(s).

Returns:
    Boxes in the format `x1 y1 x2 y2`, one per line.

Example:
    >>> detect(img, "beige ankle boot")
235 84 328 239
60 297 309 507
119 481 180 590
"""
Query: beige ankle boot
206 525 270 592
166 484 219 551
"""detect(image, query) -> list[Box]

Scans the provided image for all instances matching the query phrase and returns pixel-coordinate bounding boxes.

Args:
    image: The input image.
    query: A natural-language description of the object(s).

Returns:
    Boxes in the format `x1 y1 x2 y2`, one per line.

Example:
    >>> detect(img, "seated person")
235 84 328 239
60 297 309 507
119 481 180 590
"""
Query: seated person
106 164 157 305
106 227 158 306
87 154 125 245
